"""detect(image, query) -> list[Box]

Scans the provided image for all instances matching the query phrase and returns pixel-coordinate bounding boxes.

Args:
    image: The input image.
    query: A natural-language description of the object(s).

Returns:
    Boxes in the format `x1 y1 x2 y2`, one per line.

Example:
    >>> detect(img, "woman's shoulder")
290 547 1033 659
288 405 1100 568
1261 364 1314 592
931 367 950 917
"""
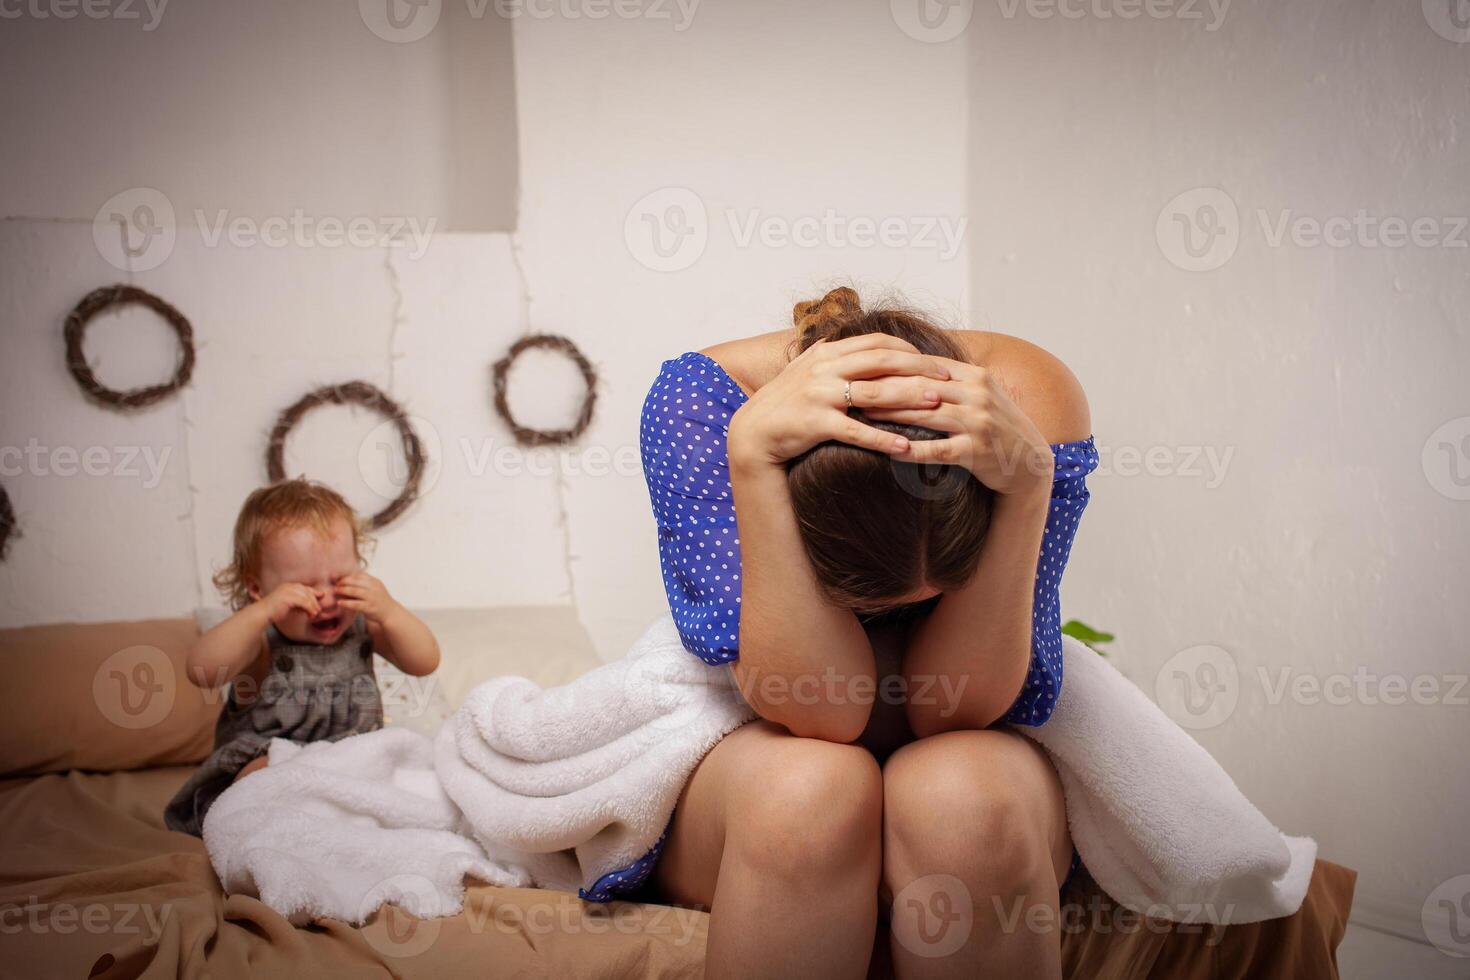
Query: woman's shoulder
697 329 791 398
956 330 1091 445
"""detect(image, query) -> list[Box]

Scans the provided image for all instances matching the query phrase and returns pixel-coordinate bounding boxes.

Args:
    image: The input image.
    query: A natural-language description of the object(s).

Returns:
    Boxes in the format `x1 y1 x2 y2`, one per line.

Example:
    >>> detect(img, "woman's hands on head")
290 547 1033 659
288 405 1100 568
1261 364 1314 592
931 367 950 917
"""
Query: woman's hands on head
727 333 954 469
865 357 1055 497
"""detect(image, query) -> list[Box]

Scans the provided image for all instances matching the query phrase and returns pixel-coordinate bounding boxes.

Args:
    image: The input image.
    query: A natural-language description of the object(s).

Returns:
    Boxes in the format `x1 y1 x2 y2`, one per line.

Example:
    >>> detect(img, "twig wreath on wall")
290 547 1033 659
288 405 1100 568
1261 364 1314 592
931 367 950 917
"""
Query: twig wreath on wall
266 381 425 531
64 285 196 409
492 334 598 447
0 484 15 561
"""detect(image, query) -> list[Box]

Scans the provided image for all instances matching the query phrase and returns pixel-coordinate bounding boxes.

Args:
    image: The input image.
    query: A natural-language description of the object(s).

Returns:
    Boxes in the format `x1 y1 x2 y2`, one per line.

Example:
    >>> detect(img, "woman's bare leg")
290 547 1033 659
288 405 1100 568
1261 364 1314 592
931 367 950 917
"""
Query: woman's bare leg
881 730 1071 980
655 720 884 980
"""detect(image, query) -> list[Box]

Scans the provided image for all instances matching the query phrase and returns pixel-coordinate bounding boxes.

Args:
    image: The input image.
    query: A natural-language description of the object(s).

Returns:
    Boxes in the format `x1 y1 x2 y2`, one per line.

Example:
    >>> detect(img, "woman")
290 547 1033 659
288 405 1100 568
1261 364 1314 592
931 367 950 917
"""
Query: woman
636 287 1097 979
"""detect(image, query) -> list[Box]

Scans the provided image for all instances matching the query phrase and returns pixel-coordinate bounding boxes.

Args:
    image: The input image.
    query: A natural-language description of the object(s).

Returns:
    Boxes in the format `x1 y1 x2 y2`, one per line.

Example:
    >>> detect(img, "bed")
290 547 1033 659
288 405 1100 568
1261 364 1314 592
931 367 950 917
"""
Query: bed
0 612 1355 979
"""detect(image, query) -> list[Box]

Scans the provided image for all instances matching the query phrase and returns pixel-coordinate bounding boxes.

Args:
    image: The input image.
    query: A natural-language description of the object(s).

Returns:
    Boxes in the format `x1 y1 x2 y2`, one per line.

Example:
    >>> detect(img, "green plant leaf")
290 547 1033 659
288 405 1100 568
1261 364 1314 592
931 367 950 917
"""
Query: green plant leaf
1062 619 1115 655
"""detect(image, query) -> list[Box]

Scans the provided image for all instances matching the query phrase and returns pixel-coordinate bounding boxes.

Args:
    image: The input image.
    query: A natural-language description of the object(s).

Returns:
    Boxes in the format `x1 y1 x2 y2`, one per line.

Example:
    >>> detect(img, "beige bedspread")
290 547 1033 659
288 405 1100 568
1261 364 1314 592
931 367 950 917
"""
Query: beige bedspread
0 765 1354 979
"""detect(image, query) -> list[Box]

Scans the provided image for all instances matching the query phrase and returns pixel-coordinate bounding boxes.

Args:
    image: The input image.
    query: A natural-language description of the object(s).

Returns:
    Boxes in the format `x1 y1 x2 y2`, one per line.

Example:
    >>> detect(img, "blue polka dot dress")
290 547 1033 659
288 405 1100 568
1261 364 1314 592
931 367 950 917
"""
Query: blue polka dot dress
638 350 1099 729
583 352 1096 902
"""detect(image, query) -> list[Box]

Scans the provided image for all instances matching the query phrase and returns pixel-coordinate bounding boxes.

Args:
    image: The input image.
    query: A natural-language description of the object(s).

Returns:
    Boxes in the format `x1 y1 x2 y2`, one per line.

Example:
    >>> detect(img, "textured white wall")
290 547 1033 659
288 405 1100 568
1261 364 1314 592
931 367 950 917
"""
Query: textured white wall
510 0 972 658
964 0 1469 940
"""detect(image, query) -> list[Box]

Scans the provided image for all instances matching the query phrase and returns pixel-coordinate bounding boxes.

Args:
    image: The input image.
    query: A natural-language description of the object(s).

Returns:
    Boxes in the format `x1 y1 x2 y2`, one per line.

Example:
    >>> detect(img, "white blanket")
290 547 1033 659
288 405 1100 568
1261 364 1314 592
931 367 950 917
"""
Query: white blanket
203 616 1315 927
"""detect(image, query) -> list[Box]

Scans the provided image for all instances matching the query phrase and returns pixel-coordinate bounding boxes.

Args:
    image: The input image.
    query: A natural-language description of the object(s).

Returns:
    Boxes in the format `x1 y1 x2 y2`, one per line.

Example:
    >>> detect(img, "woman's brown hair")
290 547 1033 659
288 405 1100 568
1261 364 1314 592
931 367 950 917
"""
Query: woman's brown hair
785 287 993 616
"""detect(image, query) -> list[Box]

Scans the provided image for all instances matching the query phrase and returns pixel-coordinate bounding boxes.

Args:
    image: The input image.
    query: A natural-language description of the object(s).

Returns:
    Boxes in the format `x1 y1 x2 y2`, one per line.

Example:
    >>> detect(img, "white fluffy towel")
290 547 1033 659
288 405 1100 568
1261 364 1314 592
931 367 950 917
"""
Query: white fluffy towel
1023 635 1317 924
435 614 756 896
203 616 1316 928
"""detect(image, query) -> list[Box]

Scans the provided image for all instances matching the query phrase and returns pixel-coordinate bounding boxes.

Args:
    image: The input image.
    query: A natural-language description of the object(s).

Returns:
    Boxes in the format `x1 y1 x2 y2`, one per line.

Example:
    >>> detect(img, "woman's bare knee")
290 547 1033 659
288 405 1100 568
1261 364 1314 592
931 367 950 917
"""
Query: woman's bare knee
883 730 1069 893
727 725 883 879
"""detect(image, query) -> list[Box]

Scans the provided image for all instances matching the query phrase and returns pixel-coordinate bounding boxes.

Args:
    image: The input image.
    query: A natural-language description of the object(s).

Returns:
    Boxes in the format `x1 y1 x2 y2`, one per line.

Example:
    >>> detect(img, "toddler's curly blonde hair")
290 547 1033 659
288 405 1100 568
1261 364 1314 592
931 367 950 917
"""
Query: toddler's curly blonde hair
213 479 373 610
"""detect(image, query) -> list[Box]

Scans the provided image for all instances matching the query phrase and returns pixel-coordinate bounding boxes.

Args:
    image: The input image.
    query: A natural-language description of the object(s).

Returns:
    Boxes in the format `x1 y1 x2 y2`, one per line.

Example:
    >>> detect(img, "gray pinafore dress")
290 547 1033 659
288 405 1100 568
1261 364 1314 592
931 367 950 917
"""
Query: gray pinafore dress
164 613 383 836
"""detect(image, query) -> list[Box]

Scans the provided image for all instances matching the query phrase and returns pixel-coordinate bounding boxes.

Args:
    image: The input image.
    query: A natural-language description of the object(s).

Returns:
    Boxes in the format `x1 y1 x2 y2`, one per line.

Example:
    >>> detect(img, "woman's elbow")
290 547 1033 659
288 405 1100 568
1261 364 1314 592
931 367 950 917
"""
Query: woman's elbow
748 700 870 744
905 687 1008 739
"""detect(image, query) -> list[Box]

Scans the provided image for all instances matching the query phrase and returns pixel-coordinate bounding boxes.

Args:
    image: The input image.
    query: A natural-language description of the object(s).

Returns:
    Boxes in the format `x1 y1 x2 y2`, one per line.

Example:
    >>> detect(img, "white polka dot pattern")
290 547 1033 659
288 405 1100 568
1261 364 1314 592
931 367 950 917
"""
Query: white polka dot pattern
638 351 1099 729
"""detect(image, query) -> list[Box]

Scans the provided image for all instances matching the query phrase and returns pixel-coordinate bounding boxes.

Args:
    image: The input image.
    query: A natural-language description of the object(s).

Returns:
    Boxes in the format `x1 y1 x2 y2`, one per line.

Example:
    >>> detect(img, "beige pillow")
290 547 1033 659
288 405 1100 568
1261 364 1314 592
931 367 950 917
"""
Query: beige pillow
414 605 602 709
0 618 220 777
0 606 599 778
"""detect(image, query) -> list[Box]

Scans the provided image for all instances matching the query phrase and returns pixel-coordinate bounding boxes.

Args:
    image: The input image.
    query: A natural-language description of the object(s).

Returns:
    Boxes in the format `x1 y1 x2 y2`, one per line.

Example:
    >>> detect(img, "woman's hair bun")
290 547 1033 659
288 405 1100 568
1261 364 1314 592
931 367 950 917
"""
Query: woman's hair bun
793 286 862 344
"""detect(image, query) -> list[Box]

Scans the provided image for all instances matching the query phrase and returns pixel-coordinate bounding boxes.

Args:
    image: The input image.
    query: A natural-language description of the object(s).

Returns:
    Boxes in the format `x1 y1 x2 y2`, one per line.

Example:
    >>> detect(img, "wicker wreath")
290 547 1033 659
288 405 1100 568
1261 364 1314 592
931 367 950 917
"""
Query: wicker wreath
0 484 15 561
64 285 195 409
492 334 598 447
266 381 425 530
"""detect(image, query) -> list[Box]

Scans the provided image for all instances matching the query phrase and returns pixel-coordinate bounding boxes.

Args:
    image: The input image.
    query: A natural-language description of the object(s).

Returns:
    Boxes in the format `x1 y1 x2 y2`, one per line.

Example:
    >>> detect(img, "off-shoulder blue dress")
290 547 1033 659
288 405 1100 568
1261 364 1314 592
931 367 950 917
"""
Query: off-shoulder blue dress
581 350 1098 902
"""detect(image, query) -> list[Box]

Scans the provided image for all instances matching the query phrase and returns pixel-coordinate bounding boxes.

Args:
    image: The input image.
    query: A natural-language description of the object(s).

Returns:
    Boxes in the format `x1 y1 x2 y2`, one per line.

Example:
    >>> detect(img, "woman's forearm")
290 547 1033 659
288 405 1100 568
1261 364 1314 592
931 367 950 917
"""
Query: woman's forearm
904 480 1053 736
729 448 876 743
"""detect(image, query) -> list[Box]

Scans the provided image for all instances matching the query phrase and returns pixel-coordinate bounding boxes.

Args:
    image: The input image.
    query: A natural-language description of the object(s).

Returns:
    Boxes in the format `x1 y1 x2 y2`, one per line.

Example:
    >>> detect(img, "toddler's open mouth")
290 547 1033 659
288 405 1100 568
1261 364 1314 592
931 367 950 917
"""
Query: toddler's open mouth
310 613 345 635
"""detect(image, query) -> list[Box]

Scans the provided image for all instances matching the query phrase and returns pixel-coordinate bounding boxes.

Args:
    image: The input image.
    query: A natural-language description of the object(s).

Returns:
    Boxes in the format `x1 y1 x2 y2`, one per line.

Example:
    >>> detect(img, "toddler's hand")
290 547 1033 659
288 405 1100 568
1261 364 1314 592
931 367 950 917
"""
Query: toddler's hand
260 582 322 625
337 572 401 627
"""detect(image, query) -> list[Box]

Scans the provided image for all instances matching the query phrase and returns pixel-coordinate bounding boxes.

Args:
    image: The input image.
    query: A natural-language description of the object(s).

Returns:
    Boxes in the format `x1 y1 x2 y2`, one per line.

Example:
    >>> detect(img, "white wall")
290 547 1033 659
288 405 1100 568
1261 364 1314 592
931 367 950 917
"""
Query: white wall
510 0 972 657
1 0 970 641
965 0 1469 941
4 0 1461 946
